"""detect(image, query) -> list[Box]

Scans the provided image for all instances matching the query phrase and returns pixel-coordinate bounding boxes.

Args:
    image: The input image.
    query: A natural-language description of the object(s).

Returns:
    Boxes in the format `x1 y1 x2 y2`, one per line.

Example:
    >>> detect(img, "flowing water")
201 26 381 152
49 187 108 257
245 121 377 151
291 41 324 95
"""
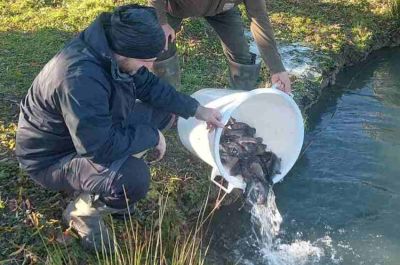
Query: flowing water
207 47 400 265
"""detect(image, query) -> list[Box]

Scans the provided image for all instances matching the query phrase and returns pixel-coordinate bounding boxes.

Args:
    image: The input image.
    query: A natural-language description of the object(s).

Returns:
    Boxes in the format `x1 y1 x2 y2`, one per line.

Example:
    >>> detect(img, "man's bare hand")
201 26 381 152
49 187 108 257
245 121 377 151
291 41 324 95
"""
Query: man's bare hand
153 130 166 162
161 24 175 51
194 105 224 130
271 71 292 94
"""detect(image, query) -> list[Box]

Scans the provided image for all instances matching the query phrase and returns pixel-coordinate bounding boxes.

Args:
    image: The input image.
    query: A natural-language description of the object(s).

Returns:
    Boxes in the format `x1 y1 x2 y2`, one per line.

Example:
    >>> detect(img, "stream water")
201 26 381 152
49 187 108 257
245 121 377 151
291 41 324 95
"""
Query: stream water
207 47 400 265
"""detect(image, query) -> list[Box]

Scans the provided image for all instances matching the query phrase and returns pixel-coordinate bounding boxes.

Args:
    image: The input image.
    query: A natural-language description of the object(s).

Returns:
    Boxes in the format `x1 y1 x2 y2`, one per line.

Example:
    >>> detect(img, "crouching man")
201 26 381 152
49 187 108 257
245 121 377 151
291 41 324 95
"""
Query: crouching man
15 4 223 251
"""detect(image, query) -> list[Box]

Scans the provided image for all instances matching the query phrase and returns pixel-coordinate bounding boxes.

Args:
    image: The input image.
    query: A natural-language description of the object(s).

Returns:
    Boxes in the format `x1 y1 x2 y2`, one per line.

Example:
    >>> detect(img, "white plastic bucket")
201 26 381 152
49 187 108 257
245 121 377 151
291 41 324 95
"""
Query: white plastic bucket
177 86 304 193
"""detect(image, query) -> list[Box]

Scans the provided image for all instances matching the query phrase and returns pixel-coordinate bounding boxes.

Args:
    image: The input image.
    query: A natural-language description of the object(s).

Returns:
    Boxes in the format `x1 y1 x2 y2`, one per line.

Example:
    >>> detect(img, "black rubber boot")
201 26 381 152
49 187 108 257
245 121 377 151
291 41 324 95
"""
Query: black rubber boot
152 52 181 88
228 53 261 90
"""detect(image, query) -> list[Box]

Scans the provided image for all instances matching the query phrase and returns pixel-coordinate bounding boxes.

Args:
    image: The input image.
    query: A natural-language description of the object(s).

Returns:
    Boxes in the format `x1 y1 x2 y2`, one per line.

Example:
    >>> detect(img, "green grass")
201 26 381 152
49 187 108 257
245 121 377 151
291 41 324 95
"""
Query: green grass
268 0 398 52
33 191 213 265
0 0 399 263
389 0 400 19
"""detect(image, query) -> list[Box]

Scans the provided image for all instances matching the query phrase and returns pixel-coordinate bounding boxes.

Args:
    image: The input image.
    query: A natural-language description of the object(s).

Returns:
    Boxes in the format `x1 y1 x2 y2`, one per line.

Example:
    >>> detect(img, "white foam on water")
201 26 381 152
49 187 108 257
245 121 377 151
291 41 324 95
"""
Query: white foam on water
245 30 323 79
262 239 324 265
278 44 322 79
248 186 340 265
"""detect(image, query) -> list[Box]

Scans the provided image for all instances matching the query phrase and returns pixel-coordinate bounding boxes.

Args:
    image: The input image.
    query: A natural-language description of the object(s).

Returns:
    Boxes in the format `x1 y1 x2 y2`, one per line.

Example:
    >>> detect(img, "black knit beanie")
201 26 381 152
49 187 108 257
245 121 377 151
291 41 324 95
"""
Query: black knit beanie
106 4 165 59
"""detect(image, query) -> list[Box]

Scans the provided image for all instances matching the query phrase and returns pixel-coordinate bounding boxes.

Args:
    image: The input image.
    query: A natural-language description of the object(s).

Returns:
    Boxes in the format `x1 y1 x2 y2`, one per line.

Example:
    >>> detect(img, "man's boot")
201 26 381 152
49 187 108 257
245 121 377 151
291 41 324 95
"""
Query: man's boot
152 52 181 88
228 53 261 90
62 193 125 252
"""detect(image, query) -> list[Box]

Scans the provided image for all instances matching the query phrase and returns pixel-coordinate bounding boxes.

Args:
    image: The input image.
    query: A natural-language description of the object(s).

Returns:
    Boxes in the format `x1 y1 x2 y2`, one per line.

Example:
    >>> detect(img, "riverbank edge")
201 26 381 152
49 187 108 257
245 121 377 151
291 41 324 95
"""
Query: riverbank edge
295 27 400 113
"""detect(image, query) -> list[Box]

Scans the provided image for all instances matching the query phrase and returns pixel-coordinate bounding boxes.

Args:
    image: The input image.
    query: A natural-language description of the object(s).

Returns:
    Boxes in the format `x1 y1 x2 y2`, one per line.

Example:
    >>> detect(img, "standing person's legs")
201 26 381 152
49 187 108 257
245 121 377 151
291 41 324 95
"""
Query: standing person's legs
153 14 184 87
205 8 261 90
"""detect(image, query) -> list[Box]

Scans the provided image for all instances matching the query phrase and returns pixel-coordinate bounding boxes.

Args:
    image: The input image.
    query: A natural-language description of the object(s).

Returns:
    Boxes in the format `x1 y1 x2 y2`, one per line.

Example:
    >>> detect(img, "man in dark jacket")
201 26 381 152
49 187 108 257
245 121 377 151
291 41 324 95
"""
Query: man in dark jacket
149 0 291 93
15 4 223 251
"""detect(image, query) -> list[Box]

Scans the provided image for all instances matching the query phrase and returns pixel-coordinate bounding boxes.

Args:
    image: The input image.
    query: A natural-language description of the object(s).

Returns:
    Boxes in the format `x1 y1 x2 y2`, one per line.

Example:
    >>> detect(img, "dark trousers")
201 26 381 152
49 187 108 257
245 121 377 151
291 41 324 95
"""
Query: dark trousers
30 103 173 209
158 7 253 65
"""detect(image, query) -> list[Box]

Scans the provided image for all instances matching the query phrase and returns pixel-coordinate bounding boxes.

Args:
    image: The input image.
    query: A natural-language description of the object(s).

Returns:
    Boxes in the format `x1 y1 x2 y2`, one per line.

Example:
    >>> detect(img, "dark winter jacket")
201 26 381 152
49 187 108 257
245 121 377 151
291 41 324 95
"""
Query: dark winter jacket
15 13 199 173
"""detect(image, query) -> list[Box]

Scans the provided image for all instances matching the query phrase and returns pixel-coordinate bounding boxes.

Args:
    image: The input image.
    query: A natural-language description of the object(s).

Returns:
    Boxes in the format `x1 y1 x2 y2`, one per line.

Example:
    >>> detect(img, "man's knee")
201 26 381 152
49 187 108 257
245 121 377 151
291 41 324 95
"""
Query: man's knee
159 113 176 131
103 157 150 208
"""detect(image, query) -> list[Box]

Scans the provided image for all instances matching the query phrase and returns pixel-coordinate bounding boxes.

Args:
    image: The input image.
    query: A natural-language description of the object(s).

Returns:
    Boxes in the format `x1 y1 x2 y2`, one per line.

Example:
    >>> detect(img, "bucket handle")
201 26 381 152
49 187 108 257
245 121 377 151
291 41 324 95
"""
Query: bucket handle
210 168 236 193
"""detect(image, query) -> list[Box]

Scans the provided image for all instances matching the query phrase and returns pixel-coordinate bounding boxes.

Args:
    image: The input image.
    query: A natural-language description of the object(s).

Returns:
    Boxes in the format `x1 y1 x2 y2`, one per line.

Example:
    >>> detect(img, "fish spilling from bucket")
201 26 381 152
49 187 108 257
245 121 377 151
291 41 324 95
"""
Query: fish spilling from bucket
220 118 282 204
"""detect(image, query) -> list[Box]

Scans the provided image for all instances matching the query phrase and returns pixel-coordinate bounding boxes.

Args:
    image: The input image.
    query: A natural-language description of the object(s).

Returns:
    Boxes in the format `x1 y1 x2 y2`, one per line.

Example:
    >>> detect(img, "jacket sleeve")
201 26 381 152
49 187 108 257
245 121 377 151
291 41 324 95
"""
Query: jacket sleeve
58 74 159 164
148 0 168 24
133 67 199 119
244 0 286 74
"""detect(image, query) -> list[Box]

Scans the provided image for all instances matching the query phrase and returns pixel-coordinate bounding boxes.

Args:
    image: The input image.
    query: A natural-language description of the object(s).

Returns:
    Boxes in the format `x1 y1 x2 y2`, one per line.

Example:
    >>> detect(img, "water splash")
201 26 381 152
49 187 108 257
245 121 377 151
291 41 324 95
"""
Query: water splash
245 30 323 79
249 185 282 245
248 185 335 265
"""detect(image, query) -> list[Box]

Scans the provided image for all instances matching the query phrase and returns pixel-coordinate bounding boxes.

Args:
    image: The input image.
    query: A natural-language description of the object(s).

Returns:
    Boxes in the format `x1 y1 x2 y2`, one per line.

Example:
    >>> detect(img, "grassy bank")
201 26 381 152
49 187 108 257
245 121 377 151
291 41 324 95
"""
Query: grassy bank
0 0 399 263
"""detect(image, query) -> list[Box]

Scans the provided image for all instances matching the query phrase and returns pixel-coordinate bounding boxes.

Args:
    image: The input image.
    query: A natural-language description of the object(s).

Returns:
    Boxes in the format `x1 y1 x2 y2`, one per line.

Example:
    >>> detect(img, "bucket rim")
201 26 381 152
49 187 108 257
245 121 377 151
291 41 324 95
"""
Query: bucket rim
212 87 304 188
